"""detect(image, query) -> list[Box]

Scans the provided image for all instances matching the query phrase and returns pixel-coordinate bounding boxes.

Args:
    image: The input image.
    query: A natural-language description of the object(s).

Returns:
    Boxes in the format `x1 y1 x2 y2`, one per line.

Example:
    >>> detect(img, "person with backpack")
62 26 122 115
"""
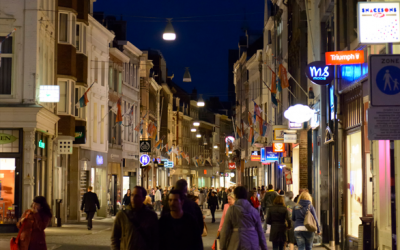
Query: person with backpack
292 191 320 250
111 186 159 250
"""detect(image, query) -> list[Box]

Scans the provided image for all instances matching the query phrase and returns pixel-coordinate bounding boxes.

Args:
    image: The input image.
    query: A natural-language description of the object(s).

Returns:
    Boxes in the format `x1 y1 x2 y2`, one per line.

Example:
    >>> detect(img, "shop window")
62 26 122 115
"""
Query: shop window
346 131 362 238
0 36 13 95
58 79 75 115
0 158 16 223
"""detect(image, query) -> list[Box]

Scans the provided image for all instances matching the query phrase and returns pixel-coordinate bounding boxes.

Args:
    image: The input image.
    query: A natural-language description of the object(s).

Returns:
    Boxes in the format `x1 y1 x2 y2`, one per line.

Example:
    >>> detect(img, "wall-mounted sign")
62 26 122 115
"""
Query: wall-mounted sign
284 104 315 123
288 121 303 130
140 140 151 153
96 155 103 165
225 136 235 144
228 162 236 169
0 133 18 145
230 172 235 177
74 126 86 144
282 157 292 164
139 154 151 166
251 151 261 161
305 61 334 85
165 160 174 168
325 51 365 65
264 147 279 162
260 147 266 162
285 170 293 185
39 140 46 149
273 143 285 153
39 85 60 103
204 169 207 175
330 85 335 120
358 2 400 44
284 134 297 143
273 125 286 141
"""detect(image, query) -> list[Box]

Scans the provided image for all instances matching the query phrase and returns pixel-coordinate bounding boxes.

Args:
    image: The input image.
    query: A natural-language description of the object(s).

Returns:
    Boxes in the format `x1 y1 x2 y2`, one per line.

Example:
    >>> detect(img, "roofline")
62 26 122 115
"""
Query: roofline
118 41 143 57
110 47 130 63
89 15 115 41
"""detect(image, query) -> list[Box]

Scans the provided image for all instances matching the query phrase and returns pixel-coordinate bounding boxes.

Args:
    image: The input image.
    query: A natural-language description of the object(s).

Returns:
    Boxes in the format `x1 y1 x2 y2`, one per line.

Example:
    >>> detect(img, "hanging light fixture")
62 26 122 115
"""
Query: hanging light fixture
197 94 205 107
214 145 218 149
196 133 201 138
163 18 176 41
193 121 200 127
191 128 196 132
183 67 192 82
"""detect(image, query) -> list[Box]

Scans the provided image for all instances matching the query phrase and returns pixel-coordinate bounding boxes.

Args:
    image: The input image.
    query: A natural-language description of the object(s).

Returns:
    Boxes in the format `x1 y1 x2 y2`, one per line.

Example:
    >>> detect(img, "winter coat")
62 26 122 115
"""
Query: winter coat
218 204 231 232
250 196 260 209
155 190 162 202
222 191 228 204
111 205 159 250
261 190 278 210
81 191 100 212
208 195 219 207
199 193 206 205
17 210 51 250
220 199 268 250
122 194 131 206
266 205 291 242
292 200 320 233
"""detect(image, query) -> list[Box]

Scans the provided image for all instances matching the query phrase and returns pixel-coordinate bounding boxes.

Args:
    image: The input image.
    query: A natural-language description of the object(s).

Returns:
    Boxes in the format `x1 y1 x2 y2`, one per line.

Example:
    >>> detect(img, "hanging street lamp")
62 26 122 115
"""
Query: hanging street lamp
191 128 196 132
163 18 176 41
197 94 205 107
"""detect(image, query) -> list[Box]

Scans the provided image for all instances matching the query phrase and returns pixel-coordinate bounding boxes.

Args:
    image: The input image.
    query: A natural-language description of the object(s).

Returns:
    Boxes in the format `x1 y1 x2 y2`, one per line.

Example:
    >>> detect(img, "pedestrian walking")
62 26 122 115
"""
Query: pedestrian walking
217 188 222 208
284 191 297 250
161 190 168 209
262 184 278 230
155 187 162 212
122 189 131 207
266 196 292 250
221 188 228 208
199 190 206 209
294 187 308 203
250 190 260 209
161 179 204 236
220 186 268 250
80 186 100 230
209 191 219 223
212 193 236 250
143 196 154 212
159 190 203 250
292 191 320 250
207 189 212 209
111 186 159 250
149 188 155 205
15 196 52 250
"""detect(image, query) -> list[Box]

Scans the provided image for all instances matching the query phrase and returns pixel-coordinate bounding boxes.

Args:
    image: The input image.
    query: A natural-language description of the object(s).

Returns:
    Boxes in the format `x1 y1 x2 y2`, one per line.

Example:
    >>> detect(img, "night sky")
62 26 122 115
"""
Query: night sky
94 0 264 101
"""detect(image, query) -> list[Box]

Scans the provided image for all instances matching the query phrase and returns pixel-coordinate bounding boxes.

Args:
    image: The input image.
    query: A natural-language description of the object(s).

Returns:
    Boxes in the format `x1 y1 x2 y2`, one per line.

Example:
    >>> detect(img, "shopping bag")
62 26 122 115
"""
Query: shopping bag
202 222 208 237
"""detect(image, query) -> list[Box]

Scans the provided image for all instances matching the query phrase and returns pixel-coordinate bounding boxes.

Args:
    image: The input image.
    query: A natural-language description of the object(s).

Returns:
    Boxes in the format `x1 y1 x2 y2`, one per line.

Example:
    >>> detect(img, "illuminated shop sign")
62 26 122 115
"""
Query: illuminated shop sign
288 121 303 130
139 154 151 166
39 140 45 149
358 2 400 44
264 147 279 162
325 51 365 65
228 163 236 169
96 155 103 165
251 151 261 161
305 61 334 85
0 133 17 145
39 85 60 103
330 85 335 120
273 143 285 153
261 148 266 162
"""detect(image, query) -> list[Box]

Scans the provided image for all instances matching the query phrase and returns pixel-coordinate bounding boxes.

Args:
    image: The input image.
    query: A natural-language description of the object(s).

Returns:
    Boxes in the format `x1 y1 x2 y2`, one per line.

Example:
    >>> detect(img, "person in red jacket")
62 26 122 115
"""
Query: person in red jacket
16 196 52 250
250 190 260 209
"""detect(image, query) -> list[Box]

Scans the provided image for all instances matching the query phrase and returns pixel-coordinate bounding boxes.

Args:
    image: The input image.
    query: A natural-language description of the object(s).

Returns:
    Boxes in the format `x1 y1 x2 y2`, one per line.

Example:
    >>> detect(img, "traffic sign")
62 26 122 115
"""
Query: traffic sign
139 154 151 166
370 55 400 106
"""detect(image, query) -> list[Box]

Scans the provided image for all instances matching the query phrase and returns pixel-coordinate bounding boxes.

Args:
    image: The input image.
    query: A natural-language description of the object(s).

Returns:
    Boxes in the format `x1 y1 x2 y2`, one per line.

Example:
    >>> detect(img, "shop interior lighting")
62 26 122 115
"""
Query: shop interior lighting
191 128 196 132
196 133 201 138
214 145 218 149
193 121 200 126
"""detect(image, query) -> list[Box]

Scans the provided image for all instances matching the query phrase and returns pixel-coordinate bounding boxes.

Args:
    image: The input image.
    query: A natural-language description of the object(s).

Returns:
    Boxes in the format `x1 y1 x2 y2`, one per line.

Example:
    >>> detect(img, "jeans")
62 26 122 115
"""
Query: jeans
86 211 95 229
155 201 161 211
272 241 284 250
294 231 315 250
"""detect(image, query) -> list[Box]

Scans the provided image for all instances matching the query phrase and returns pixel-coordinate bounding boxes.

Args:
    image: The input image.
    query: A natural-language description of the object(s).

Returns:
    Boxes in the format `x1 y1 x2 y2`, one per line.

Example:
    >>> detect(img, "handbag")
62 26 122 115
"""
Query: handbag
202 222 208 237
11 212 30 250
304 204 318 232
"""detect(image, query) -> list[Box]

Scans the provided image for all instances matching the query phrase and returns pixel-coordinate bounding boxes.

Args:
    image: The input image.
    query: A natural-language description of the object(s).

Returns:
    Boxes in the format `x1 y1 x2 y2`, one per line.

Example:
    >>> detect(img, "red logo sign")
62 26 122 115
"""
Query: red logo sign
251 155 261 161
273 143 285 153
325 51 365 65
285 170 293 185
228 163 236 169
204 170 207 175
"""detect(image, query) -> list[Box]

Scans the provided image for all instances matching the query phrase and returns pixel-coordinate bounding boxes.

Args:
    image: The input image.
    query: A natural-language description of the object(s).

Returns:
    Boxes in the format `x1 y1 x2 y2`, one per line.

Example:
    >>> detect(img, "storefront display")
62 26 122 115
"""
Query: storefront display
347 131 363 238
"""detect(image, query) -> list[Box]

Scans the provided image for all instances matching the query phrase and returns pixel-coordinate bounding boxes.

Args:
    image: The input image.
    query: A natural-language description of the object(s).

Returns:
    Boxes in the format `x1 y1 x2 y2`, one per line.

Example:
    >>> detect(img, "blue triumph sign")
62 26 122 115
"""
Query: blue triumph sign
305 61 334 85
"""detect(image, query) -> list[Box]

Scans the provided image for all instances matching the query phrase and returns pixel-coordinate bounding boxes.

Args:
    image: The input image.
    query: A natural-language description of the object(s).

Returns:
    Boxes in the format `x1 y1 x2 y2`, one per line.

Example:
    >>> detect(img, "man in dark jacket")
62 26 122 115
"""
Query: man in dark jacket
80 186 100 230
221 187 228 208
209 191 219 223
261 184 278 228
111 186 159 250
161 179 204 236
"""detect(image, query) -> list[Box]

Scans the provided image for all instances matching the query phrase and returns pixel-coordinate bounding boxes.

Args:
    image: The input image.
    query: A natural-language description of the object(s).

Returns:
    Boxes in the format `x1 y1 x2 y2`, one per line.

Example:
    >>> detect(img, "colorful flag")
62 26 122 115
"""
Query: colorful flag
257 115 263 134
155 139 163 149
164 143 169 152
271 71 277 94
277 77 282 92
115 98 123 125
248 111 253 126
254 101 262 117
271 93 278 108
280 64 289 89
134 120 142 132
168 147 172 155
75 82 95 108
262 121 268 137
185 154 190 164
193 157 199 167
248 127 254 143
237 125 242 138
206 157 212 166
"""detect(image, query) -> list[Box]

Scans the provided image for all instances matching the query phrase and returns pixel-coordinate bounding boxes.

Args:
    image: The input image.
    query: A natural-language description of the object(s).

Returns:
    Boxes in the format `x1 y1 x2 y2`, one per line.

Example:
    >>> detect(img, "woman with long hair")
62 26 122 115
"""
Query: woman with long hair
292 192 320 250
266 196 292 250
122 189 131 207
16 196 52 250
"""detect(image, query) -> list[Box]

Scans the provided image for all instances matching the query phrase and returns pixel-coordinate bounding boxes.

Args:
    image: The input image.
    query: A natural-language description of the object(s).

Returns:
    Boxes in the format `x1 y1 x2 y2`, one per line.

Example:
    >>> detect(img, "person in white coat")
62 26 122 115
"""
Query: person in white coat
155 186 162 212
220 186 268 250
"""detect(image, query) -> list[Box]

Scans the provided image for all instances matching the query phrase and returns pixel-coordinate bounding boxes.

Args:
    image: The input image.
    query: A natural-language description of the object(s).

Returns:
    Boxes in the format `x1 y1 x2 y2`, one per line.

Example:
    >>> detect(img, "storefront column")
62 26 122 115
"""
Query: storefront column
22 128 36 211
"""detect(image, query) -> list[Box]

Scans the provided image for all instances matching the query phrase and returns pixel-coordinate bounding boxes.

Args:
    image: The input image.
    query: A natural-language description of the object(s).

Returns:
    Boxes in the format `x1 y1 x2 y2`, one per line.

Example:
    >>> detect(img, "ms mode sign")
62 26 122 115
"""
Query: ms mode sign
305 61 334 85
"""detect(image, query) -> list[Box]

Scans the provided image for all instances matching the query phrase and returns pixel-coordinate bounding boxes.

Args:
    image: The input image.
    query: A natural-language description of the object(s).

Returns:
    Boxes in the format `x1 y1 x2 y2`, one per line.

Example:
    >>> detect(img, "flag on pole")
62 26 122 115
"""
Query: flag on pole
185 154 190 164
257 115 263 134
75 82 95 108
271 93 278 108
115 98 123 125
262 121 268 137
193 157 199 167
271 71 277 94
164 143 169 152
168 147 172 155
254 101 262 116
206 157 212 166
248 111 253 126
236 125 242 138
248 127 254 143
155 139 163 149
280 64 289 89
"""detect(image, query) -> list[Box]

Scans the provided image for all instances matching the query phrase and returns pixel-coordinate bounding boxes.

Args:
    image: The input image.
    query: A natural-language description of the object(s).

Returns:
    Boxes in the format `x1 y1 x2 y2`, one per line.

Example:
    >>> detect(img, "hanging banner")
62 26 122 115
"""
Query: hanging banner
285 169 293 185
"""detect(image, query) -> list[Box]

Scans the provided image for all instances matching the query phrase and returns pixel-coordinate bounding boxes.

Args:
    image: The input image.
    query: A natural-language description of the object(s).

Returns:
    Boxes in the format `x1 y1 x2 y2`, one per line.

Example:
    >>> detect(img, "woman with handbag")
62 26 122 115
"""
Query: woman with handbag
13 196 52 250
292 192 320 250
266 196 292 250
